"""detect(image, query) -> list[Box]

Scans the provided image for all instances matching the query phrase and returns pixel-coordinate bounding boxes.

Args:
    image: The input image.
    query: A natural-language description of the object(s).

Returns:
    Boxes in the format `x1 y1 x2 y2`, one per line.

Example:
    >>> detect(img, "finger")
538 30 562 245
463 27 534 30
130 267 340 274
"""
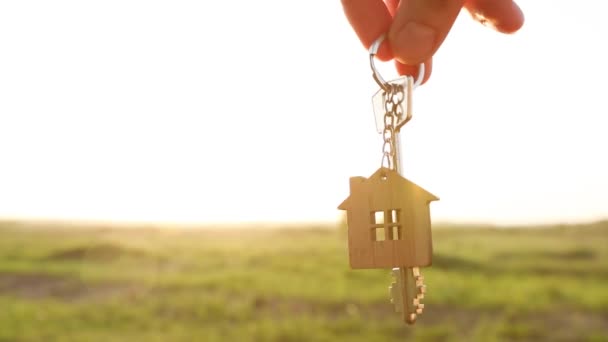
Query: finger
465 0 524 33
385 0 399 16
387 0 433 84
395 59 433 84
388 0 466 65
341 0 394 60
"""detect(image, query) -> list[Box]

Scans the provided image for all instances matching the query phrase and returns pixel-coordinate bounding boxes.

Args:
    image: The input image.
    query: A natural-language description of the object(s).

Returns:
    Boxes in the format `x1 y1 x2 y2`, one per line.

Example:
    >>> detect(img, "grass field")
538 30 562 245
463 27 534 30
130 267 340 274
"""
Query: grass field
0 219 607 341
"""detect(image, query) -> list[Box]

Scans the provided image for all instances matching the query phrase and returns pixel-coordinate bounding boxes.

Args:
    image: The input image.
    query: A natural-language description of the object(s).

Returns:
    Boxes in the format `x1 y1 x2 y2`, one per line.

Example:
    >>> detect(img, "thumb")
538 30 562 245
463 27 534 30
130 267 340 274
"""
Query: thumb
388 0 465 65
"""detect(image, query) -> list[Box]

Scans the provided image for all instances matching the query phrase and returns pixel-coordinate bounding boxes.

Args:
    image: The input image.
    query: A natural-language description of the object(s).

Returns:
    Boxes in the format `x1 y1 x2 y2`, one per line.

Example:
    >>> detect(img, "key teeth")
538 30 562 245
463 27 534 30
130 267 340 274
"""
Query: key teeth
389 267 428 325
412 271 426 319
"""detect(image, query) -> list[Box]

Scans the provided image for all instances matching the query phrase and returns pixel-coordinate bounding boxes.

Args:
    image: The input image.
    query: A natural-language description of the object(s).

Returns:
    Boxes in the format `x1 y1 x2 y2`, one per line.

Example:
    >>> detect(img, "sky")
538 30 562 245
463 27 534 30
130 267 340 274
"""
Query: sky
0 1 607 225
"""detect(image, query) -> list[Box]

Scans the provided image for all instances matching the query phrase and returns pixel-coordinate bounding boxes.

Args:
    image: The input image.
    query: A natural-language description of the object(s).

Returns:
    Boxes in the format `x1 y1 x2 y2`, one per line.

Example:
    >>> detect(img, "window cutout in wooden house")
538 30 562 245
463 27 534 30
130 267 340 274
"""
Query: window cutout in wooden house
390 226 402 240
390 209 400 224
372 227 386 241
371 211 384 225
370 210 403 241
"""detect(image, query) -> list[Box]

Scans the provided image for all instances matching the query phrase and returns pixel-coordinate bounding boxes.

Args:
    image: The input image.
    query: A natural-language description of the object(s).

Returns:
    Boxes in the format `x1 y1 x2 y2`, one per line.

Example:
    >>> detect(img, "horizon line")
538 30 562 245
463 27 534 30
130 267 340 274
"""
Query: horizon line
1 215 607 230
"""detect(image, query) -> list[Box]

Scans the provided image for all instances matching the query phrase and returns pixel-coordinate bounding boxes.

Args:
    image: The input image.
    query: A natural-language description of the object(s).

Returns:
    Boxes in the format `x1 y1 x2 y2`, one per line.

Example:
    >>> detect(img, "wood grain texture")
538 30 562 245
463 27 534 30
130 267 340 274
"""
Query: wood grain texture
338 167 438 269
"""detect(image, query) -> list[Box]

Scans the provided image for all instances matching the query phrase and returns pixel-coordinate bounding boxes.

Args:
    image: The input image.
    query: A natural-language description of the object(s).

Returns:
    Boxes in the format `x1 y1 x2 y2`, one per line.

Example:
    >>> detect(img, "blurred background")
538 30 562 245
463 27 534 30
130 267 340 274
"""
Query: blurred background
0 0 607 341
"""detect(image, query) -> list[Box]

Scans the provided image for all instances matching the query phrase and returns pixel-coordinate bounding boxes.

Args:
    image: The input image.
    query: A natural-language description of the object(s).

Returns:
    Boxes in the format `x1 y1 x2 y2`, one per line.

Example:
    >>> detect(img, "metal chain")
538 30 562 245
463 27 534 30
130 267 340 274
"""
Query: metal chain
381 83 405 170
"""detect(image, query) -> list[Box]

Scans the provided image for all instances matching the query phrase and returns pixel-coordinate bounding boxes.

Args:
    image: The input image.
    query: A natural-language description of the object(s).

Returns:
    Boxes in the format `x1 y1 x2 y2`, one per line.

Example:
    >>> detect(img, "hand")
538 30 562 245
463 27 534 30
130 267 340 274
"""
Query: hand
342 0 524 83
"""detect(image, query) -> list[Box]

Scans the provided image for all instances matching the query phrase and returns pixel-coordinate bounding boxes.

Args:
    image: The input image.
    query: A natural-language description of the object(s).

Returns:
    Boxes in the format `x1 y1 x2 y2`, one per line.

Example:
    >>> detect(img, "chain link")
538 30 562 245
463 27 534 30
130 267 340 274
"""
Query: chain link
381 83 406 170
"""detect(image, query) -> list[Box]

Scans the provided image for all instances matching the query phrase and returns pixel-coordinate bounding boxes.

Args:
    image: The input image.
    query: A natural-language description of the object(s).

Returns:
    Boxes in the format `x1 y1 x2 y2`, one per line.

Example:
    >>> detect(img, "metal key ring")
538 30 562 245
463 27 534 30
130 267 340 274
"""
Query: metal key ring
369 34 425 91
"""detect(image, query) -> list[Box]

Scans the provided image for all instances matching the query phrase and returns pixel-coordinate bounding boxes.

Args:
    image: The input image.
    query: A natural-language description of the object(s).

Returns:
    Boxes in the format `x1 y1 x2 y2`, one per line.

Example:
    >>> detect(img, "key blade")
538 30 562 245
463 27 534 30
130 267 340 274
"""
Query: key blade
392 267 427 325
389 268 403 313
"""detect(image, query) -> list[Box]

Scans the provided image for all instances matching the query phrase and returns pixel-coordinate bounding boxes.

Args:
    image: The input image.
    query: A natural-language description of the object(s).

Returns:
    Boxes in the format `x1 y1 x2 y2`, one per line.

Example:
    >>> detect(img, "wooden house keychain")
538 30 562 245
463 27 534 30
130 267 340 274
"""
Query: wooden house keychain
338 34 439 324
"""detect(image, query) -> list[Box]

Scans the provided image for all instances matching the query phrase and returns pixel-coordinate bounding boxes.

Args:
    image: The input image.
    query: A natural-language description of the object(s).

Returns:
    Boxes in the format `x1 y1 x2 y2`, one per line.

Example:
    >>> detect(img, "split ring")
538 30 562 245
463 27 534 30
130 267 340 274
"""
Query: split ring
369 34 425 90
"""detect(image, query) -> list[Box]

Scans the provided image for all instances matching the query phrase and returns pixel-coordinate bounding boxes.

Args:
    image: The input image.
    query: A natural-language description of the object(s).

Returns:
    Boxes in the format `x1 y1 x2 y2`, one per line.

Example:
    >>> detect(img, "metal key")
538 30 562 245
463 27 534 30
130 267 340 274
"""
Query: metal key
369 35 433 324
390 267 426 324
373 75 428 323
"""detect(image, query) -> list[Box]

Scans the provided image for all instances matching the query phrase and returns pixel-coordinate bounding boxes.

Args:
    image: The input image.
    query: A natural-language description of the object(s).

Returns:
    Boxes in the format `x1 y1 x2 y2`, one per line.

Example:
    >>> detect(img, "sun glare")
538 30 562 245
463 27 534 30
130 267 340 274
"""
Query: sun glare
0 1 606 225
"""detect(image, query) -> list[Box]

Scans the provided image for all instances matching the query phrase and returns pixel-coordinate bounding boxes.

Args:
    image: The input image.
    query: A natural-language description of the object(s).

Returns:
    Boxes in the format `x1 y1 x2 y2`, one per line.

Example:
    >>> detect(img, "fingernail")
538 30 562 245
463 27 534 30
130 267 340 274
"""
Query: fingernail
392 22 437 64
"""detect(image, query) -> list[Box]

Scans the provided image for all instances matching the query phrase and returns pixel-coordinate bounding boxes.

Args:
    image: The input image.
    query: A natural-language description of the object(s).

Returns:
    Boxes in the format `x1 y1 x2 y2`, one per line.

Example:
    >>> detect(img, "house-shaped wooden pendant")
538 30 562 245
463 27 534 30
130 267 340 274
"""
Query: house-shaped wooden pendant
338 167 439 269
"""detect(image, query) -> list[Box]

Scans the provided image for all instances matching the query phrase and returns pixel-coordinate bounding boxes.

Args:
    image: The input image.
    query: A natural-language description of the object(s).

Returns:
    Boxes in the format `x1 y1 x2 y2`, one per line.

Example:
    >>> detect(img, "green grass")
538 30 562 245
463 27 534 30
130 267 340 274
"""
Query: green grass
0 220 607 341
